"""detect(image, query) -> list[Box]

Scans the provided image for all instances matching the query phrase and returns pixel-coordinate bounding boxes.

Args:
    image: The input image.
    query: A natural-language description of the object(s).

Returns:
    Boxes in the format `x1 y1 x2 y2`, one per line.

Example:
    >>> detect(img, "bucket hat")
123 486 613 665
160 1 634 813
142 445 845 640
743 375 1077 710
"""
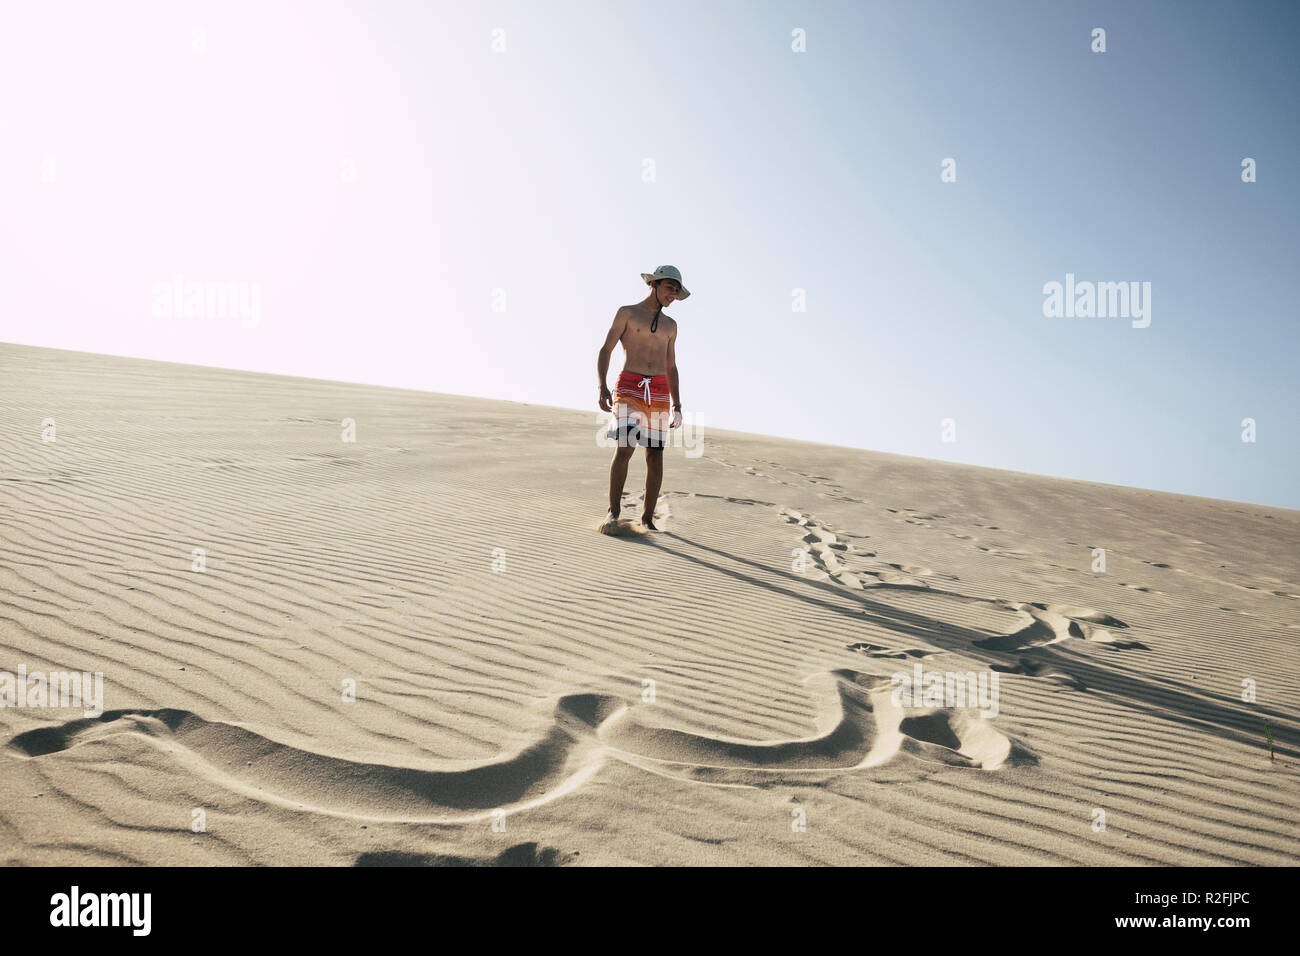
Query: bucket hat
640 265 690 299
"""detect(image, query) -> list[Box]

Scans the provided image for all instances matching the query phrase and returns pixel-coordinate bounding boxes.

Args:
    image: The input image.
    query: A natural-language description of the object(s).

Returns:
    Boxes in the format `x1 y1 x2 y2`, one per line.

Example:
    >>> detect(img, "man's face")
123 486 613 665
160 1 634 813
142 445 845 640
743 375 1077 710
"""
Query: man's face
657 279 680 305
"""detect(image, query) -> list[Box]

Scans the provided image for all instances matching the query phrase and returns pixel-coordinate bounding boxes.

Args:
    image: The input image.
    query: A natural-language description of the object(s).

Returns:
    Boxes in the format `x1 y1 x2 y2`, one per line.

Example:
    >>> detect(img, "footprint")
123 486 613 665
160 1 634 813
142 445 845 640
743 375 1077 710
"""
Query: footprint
784 508 943 591
847 642 941 661
977 545 1028 558
991 657 1087 691
695 493 776 507
976 603 1141 652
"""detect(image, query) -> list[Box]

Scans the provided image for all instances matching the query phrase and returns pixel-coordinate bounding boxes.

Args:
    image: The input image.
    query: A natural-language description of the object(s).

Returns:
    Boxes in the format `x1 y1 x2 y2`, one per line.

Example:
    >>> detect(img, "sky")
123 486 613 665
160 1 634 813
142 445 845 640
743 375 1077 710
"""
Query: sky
1 0 1296 509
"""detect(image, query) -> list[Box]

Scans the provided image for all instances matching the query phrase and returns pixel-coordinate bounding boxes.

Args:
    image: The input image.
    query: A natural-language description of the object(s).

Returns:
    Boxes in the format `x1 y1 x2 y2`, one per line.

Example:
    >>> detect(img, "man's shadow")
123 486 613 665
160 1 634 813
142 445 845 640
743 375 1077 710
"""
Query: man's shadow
621 528 1298 762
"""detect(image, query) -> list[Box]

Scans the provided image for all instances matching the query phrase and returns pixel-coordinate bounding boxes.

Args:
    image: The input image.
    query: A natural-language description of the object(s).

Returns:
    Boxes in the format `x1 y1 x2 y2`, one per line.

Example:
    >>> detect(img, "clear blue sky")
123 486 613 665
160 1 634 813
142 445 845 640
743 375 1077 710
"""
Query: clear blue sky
1 0 1296 508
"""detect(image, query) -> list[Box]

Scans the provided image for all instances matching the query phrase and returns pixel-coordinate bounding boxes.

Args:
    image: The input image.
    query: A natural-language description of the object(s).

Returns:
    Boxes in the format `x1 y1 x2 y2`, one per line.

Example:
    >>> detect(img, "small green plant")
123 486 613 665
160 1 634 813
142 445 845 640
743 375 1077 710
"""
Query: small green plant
1264 720 1275 762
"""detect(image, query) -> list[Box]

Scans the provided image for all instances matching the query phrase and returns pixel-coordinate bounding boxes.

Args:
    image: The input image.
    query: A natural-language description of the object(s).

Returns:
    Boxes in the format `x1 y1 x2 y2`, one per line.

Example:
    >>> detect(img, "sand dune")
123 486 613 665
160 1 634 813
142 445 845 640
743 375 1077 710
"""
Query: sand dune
1 342 1297 865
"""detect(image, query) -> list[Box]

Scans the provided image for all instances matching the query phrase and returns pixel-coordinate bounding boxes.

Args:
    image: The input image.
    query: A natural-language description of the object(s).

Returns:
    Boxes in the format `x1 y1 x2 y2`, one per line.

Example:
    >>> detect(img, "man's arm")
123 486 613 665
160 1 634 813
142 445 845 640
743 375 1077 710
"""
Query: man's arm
597 308 627 410
597 307 627 385
666 323 681 411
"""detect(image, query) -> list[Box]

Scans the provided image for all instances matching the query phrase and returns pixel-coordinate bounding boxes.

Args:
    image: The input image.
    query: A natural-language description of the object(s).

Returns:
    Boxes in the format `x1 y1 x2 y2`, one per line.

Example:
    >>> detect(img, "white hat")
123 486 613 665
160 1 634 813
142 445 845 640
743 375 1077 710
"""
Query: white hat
641 264 690 299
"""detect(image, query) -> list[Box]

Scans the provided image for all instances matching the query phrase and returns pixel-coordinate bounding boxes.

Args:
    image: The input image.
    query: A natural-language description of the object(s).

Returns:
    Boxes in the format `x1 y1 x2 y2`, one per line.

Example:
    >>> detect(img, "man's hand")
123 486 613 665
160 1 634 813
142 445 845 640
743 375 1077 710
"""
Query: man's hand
670 406 682 429
599 385 613 412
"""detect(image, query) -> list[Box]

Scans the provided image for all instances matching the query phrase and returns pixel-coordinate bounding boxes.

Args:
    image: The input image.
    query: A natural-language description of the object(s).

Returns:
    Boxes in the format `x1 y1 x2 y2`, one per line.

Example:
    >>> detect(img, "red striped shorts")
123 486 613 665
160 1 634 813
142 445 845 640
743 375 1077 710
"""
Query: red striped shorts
607 370 671 448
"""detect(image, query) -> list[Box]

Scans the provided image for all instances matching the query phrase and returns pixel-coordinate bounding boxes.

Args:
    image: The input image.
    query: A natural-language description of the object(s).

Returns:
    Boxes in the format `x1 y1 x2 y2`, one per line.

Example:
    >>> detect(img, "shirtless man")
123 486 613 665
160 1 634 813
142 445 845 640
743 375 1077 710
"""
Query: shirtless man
597 265 689 531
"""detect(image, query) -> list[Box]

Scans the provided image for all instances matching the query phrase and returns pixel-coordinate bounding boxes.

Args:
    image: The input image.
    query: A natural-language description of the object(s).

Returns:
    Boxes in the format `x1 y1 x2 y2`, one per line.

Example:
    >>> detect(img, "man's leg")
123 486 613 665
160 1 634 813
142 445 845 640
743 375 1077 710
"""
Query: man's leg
642 445 664 526
608 442 637 516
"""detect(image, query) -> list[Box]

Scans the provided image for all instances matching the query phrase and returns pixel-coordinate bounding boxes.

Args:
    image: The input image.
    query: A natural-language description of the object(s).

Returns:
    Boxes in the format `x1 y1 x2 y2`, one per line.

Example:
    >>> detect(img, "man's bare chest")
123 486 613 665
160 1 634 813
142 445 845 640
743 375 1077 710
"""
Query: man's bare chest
623 314 671 343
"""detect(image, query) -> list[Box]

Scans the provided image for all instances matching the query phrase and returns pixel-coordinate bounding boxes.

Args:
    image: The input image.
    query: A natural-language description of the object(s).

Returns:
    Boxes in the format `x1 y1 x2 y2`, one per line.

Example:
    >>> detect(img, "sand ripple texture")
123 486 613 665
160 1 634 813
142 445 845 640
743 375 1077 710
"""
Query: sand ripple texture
2 344 1297 865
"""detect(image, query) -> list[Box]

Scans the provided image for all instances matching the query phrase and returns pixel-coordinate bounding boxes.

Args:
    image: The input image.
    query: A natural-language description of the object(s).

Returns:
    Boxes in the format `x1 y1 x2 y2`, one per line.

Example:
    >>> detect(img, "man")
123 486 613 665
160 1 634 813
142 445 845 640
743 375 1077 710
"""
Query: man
597 265 688 531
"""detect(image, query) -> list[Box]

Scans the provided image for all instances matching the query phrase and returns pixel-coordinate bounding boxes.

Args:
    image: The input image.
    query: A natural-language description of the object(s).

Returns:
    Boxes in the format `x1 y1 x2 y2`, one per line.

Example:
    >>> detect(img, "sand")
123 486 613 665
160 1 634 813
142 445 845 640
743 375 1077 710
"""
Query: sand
1 341 1297 866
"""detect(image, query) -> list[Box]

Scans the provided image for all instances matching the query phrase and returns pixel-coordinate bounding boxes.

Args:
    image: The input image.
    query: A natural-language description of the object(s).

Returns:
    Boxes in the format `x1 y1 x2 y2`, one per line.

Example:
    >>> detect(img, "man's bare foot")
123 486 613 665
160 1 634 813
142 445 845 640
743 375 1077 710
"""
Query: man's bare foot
641 514 659 531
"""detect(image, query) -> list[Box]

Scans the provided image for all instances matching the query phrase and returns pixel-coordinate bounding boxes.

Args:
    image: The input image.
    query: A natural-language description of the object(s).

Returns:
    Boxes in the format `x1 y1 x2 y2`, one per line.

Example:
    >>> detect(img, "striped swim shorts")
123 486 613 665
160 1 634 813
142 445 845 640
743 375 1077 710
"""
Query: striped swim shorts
607 370 671 448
